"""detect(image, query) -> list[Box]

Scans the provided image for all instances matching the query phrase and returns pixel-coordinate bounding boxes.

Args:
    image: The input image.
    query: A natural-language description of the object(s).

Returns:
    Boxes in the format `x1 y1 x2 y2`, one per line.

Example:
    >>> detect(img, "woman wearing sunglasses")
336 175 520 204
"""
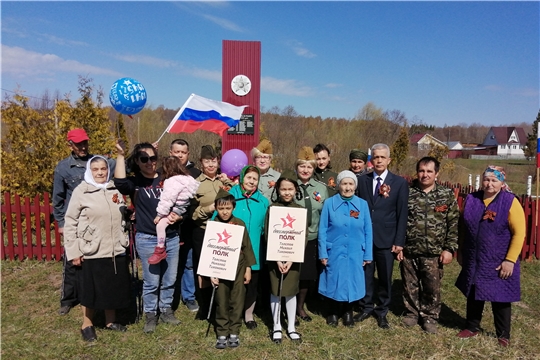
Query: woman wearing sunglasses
114 141 183 333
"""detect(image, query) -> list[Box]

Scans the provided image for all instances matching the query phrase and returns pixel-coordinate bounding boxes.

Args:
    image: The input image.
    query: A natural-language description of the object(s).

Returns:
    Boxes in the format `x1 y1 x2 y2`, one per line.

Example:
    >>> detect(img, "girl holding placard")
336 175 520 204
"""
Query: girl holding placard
265 170 306 344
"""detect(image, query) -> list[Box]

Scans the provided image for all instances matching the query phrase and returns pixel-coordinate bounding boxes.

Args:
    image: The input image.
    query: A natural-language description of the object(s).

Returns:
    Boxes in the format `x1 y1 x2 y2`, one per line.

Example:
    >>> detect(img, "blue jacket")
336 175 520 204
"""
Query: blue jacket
228 185 269 271
318 195 373 302
53 154 115 228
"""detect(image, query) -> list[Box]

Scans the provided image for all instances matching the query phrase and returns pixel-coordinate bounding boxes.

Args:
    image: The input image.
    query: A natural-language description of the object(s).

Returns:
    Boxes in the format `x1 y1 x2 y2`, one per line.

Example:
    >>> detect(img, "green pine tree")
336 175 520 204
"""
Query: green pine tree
524 110 540 160
390 125 410 173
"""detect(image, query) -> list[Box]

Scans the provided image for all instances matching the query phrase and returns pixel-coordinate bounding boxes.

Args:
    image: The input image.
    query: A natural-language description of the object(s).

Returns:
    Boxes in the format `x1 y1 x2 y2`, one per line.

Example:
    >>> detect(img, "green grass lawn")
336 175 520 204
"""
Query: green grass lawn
2 259 540 359
447 159 535 196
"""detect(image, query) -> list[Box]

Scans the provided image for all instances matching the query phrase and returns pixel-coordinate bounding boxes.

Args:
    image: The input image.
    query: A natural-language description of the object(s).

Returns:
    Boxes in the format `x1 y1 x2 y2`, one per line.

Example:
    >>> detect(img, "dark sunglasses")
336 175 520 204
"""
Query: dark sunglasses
138 155 158 163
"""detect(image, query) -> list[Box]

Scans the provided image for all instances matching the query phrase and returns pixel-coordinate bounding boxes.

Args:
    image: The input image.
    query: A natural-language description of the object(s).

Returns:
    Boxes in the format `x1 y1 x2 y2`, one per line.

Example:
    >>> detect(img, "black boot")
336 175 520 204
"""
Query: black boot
343 302 354 327
195 286 213 320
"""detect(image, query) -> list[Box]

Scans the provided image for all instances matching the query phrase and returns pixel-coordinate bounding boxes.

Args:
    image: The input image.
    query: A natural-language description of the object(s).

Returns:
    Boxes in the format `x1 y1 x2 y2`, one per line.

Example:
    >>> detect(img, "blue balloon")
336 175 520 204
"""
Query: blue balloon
109 77 147 115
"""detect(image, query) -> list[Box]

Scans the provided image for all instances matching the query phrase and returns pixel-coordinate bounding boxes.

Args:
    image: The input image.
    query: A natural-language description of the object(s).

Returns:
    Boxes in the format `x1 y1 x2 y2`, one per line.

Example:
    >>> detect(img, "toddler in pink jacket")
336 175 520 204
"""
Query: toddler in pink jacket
149 156 200 264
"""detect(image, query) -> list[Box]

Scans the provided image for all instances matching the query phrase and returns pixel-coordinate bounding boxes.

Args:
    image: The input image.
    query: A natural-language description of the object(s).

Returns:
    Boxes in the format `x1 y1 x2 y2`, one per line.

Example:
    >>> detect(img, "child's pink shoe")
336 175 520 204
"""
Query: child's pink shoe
148 246 166 264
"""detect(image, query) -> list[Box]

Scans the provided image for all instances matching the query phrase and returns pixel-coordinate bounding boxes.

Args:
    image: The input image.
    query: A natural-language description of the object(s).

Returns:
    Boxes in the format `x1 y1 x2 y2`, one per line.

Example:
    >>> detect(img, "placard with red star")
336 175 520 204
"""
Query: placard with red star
266 206 307 263
197 221 245 281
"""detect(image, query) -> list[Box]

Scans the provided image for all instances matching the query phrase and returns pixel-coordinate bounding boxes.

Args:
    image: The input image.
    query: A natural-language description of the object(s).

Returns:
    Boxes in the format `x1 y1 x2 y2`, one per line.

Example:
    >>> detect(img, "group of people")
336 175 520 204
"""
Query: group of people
53 128 525 349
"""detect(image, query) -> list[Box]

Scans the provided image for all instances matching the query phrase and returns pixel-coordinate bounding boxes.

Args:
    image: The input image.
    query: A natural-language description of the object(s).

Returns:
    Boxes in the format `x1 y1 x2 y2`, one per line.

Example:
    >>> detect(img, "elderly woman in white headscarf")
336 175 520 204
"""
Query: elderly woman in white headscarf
64 155 130 342
318 170 373 328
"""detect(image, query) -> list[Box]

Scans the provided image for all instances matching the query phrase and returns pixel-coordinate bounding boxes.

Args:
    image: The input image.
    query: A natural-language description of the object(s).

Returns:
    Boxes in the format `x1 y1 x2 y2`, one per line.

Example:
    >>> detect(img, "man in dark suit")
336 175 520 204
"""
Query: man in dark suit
353 143 408 329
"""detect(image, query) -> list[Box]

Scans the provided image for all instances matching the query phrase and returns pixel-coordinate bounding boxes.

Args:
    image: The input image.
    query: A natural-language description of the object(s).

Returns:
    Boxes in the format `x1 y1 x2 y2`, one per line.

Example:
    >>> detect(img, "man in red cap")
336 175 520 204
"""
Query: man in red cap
53 128 115 315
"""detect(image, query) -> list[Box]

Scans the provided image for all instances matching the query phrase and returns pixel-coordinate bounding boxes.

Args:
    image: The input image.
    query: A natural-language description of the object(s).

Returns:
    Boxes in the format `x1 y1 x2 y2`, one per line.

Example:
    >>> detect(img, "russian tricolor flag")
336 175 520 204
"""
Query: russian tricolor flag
537 126 540 168
165 94 247 136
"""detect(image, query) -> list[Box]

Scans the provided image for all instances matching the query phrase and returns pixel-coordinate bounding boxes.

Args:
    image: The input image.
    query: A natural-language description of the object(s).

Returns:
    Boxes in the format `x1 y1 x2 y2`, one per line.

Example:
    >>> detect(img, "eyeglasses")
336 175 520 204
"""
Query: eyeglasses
139 155 158 163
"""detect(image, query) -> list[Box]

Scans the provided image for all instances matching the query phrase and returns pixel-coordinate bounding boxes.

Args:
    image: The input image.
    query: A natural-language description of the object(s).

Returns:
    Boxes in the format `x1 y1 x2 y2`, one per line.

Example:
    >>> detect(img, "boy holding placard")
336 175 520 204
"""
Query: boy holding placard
209 189 255 349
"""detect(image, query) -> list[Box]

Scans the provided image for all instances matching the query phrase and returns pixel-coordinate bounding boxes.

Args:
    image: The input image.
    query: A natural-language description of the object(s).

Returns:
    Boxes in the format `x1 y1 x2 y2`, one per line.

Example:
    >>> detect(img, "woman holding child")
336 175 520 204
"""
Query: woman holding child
114 141 182 333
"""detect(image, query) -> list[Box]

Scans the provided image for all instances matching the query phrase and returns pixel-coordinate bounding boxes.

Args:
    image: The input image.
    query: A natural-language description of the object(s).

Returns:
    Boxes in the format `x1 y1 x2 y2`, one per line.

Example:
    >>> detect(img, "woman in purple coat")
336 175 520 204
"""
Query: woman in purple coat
455 166 525 347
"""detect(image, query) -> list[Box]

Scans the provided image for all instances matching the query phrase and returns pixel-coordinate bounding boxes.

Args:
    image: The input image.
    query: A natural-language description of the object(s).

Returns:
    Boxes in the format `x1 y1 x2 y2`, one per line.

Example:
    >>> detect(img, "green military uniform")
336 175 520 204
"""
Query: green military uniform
213 215 256 337
295 178 330 241
264 201 308 297
294 177 330 281
192 174 234 229
314 167 338 196
258 167 281 202
401 180 459 323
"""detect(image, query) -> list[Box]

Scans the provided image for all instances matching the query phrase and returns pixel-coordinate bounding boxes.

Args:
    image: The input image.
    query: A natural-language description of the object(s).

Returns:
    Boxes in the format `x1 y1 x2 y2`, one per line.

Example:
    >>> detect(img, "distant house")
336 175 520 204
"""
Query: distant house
410 133 448 158
479 127 527 158
444 141 463 159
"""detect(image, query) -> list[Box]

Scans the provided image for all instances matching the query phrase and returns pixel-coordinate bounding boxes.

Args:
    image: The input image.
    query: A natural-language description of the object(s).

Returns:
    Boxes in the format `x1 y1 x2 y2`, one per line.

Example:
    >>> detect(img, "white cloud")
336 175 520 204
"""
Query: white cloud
513 88 538 98
286 40 316 58
112 54 178 68
1 45 122 78
110 51 221 82
261 76 314 97
201 14 244 32
189 67 222 82
324 83 342 88
37 33 88 47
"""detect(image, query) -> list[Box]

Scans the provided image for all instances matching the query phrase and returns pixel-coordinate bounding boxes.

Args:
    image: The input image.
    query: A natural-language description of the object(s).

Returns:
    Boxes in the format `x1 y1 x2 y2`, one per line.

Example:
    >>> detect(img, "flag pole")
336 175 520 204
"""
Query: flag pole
155 94 194 143
533 124 540 253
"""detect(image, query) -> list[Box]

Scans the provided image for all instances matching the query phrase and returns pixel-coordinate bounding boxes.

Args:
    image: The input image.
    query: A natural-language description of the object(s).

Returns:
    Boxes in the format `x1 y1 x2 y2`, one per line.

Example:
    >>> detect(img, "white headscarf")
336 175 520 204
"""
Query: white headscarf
84 155 110 190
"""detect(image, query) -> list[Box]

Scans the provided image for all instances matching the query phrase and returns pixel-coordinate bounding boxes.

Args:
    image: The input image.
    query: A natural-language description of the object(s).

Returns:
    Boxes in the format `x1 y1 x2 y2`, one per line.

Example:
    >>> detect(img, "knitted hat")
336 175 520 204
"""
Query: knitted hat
336 170 358 188
297 146 315 161
349 149 368 163
255 139 273 155
200 145 217 159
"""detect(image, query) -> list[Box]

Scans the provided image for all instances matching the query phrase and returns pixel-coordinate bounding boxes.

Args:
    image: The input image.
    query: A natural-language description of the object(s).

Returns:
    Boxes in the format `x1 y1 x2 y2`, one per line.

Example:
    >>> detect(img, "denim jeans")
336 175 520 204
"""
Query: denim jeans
135 232 180 314
180 247 196 302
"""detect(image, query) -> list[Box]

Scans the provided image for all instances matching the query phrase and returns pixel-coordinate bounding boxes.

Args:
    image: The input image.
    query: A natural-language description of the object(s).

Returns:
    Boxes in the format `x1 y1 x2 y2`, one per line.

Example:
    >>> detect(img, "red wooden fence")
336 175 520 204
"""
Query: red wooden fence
2 189 539 261
1 192 63 261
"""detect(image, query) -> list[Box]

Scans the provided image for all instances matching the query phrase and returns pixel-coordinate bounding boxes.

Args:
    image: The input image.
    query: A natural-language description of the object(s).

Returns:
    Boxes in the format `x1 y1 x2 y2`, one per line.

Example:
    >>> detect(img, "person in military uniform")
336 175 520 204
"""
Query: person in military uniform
397 157 459 334
294 146 330 323
313 144 337 195
210 189 256 349
251 139 281 202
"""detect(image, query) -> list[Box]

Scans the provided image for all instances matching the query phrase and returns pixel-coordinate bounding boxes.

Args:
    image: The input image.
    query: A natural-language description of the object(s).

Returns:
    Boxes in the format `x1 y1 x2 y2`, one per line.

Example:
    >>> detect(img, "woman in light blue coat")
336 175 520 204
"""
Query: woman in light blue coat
318 170 373 327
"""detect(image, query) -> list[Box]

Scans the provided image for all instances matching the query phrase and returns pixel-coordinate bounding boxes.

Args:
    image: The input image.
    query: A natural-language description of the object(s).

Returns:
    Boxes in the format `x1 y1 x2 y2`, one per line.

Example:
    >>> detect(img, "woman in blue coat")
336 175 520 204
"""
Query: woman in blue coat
318 170 373 327
228 165 269 329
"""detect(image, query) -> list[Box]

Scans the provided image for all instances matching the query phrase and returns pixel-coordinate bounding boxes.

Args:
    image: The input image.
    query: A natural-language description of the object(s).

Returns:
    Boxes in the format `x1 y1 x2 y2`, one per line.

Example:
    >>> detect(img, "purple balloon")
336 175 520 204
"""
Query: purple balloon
221 149 248 177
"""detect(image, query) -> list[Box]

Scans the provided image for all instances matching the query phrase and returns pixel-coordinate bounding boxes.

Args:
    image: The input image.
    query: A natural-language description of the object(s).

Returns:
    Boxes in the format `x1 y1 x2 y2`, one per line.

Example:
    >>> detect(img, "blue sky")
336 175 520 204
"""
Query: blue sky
2 1 539 127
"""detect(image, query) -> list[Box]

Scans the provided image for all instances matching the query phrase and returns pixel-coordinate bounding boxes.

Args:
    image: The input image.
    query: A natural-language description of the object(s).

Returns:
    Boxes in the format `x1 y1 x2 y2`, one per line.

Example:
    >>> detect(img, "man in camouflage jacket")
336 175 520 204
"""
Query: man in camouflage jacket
397 157 459 334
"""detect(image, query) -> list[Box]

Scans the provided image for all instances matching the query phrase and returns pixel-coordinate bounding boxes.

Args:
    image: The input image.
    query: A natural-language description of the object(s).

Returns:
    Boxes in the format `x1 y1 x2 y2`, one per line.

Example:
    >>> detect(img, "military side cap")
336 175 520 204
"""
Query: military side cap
297 146 315 161
279 169 298 182
201 145 217 159
255 139 273 154
215 188 232 201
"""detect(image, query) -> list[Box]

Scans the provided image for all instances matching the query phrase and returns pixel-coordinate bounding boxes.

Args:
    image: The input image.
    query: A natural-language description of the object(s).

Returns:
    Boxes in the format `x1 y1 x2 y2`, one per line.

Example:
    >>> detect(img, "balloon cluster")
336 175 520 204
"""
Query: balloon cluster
109 77 147 115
